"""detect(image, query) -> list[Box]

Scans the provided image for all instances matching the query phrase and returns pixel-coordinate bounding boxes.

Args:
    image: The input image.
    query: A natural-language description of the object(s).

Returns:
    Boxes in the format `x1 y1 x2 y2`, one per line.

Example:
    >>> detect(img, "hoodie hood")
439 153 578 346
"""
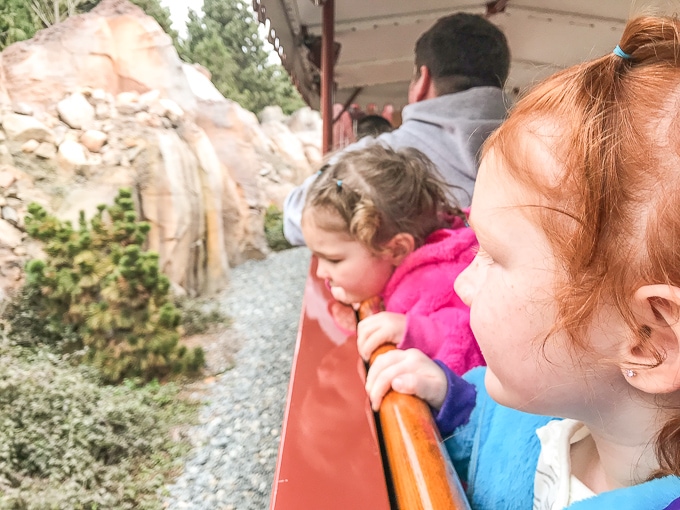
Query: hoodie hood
282 87 507 246
382 87 508 208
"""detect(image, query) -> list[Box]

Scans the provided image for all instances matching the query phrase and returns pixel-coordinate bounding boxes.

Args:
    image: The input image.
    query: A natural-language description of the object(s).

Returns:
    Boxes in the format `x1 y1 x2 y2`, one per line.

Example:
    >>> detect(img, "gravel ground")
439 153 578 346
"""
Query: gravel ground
164 246 311 510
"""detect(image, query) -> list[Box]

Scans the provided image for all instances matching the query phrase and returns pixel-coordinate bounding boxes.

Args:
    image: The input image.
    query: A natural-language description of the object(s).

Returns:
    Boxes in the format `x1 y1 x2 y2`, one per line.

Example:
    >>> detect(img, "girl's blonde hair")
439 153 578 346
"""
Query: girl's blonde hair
485 15 680 477
304 145 463 253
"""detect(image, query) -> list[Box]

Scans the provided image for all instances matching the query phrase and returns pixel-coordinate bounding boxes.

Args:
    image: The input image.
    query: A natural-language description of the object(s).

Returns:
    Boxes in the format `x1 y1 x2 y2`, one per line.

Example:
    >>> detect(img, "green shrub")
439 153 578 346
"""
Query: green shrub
12 188 204 384
3 284 81 353
264 204 293 252
176 297 231 336
0 339 198 510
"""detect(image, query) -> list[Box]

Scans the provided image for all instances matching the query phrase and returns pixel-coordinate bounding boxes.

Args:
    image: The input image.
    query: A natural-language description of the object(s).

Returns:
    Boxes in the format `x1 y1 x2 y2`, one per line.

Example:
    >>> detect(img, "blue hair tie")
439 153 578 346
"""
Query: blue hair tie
613 45 631 59
336 180 343 188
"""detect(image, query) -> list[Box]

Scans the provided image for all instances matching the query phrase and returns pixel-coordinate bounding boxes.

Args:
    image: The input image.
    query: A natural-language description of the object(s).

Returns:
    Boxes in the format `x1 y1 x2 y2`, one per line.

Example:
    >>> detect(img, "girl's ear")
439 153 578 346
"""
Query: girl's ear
384 233 415 266
624 285 680 394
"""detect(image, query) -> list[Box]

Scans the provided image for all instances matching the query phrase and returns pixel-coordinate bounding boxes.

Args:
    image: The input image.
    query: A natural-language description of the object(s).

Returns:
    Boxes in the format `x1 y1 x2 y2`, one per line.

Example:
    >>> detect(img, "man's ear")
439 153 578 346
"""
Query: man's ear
383 233 415 266
409 66 432 103
623 284 680 394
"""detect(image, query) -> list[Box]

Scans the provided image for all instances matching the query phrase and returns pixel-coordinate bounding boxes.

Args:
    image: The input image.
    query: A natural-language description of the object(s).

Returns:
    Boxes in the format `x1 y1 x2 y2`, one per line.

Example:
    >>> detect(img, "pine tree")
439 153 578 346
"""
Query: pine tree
21 189 204 384
182 0 305 114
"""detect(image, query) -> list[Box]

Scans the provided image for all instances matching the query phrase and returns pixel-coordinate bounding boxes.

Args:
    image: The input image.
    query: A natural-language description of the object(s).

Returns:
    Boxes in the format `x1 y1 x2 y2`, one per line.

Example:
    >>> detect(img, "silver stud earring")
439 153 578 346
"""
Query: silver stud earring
625 369 637 378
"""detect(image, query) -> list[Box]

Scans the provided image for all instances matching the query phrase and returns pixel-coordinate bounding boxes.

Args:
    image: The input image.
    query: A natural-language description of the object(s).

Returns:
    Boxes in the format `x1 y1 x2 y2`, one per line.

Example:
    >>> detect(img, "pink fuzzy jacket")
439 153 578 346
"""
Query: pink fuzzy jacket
381 224 484 375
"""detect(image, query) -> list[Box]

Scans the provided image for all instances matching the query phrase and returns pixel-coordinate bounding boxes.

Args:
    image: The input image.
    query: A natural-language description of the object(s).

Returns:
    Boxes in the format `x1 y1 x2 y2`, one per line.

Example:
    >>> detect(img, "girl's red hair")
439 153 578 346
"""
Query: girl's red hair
485 15 680 477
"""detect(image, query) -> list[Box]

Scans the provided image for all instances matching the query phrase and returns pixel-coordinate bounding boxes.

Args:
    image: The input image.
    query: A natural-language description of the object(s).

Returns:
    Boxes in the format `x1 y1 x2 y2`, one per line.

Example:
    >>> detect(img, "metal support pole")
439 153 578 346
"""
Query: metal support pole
321 0 334 154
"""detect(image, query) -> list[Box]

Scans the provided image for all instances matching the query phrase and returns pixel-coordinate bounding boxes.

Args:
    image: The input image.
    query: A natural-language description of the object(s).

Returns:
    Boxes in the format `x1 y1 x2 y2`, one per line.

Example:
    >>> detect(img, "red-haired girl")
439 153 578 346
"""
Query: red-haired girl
365 15 680 509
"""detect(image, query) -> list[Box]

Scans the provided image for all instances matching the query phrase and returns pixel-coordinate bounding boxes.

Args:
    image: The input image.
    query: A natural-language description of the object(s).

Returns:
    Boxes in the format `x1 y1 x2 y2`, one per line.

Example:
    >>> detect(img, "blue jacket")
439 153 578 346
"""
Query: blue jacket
435 366 680 509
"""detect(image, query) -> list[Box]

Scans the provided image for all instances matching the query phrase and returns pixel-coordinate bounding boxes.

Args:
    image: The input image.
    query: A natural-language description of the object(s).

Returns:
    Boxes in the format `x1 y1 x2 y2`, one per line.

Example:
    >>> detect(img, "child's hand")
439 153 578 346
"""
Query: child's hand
365 348 448 412
357 311 407 361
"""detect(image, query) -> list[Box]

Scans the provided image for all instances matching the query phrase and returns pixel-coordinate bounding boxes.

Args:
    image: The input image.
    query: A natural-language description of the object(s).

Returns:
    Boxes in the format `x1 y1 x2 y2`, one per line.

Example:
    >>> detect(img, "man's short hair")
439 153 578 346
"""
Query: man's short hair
356 115 393 139
415 12 510 94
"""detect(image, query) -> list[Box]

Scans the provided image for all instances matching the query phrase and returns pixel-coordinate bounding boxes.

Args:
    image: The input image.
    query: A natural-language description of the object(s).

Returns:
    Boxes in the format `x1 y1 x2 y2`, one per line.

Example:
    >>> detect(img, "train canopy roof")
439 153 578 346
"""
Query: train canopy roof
251 0 670 111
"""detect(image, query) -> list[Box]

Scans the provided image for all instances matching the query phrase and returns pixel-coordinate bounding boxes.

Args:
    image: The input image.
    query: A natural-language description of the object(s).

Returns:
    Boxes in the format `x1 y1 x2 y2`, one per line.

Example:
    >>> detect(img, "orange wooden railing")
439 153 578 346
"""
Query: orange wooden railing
358 297 471 510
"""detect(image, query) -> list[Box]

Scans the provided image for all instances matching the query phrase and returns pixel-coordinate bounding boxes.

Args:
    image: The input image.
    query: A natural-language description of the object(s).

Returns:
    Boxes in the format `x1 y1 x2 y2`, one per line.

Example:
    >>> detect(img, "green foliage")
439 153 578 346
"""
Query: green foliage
12 188 204 384
176 297 231 336
0 338 197 510
264 204 293 252
0 0 182 52
29 0 89 28
181 0 306 114
3 284 82 354
0 0 37 50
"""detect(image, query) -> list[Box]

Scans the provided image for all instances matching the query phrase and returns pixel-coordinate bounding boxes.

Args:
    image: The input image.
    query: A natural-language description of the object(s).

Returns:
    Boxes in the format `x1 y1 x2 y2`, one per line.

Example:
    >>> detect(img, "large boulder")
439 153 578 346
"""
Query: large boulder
0 0 322 299
0 0 197 115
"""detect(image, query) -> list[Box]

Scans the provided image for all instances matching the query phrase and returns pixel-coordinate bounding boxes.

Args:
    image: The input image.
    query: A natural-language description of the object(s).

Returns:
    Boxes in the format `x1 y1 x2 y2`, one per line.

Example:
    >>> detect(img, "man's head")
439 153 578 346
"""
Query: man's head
408 13 510 103
356 115 393 139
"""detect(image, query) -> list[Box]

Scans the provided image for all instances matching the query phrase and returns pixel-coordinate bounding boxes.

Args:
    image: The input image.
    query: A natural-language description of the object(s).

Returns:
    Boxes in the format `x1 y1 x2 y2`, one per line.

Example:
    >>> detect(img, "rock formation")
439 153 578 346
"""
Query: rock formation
0 0 320 299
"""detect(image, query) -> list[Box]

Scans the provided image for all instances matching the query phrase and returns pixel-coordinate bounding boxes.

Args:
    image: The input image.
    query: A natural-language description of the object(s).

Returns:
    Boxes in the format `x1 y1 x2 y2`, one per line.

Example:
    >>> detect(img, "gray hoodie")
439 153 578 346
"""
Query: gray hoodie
282 87 508 246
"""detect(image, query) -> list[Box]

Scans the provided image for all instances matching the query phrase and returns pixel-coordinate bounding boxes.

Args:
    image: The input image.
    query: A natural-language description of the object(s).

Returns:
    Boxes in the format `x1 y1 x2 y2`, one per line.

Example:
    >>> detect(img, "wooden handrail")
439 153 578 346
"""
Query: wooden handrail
358 297 471 510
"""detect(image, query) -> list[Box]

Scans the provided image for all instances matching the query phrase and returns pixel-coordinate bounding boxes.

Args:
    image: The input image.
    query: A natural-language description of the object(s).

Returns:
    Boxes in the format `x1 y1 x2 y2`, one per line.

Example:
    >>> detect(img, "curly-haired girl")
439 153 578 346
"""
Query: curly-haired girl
301 144 483 375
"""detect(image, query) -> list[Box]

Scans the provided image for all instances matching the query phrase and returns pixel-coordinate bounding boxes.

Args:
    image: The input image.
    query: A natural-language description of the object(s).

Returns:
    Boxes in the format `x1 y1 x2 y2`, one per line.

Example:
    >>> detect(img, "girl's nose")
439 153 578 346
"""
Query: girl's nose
454 259 477 307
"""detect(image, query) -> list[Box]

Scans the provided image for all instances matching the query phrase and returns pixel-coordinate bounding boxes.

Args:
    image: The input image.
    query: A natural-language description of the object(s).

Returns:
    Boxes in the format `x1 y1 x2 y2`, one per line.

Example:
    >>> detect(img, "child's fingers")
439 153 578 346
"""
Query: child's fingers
364 344 398 389
365 349 419 411
357 316 387 360
391 373 419 395
364 349 403 410
366 348 446 411
357 331 384 361
357 314 399 360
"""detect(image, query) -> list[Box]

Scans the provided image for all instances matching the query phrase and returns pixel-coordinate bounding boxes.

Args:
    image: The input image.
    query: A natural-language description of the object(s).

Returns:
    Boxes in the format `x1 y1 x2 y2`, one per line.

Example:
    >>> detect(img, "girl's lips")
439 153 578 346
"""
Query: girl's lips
324 279 333 291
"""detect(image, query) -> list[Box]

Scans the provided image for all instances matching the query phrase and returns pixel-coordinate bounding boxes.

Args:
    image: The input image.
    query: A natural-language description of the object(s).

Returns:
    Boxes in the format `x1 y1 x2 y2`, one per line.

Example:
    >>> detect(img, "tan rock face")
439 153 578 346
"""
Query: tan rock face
0 0 321 300
2 114 54 143
57 92 95 129
0 219 21 248
80 130 108 152
0 1 197 114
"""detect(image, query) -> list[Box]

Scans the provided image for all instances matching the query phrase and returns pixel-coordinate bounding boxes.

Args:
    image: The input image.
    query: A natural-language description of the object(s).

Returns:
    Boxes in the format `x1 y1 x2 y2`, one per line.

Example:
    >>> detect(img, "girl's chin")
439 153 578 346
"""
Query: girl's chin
484 369 544 414
484 368 513 407
330 287 351 304
330 287 365 306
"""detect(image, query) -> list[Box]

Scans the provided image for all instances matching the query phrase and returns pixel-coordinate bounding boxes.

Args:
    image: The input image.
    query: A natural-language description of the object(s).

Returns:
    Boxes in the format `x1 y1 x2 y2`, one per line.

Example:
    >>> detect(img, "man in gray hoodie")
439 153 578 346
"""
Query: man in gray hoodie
282 12 510 246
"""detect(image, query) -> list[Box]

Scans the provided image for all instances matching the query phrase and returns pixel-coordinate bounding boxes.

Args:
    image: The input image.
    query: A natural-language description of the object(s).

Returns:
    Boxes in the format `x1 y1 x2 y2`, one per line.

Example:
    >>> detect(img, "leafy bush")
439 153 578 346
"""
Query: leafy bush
3 284 81 353
0 339 198 510
13 188 204 384
264 204 293 252
176 297 232 336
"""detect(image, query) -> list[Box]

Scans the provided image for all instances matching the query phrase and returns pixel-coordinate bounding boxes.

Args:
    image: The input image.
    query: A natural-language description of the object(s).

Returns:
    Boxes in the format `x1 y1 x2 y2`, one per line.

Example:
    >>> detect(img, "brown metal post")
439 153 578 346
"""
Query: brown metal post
321 0 334 154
